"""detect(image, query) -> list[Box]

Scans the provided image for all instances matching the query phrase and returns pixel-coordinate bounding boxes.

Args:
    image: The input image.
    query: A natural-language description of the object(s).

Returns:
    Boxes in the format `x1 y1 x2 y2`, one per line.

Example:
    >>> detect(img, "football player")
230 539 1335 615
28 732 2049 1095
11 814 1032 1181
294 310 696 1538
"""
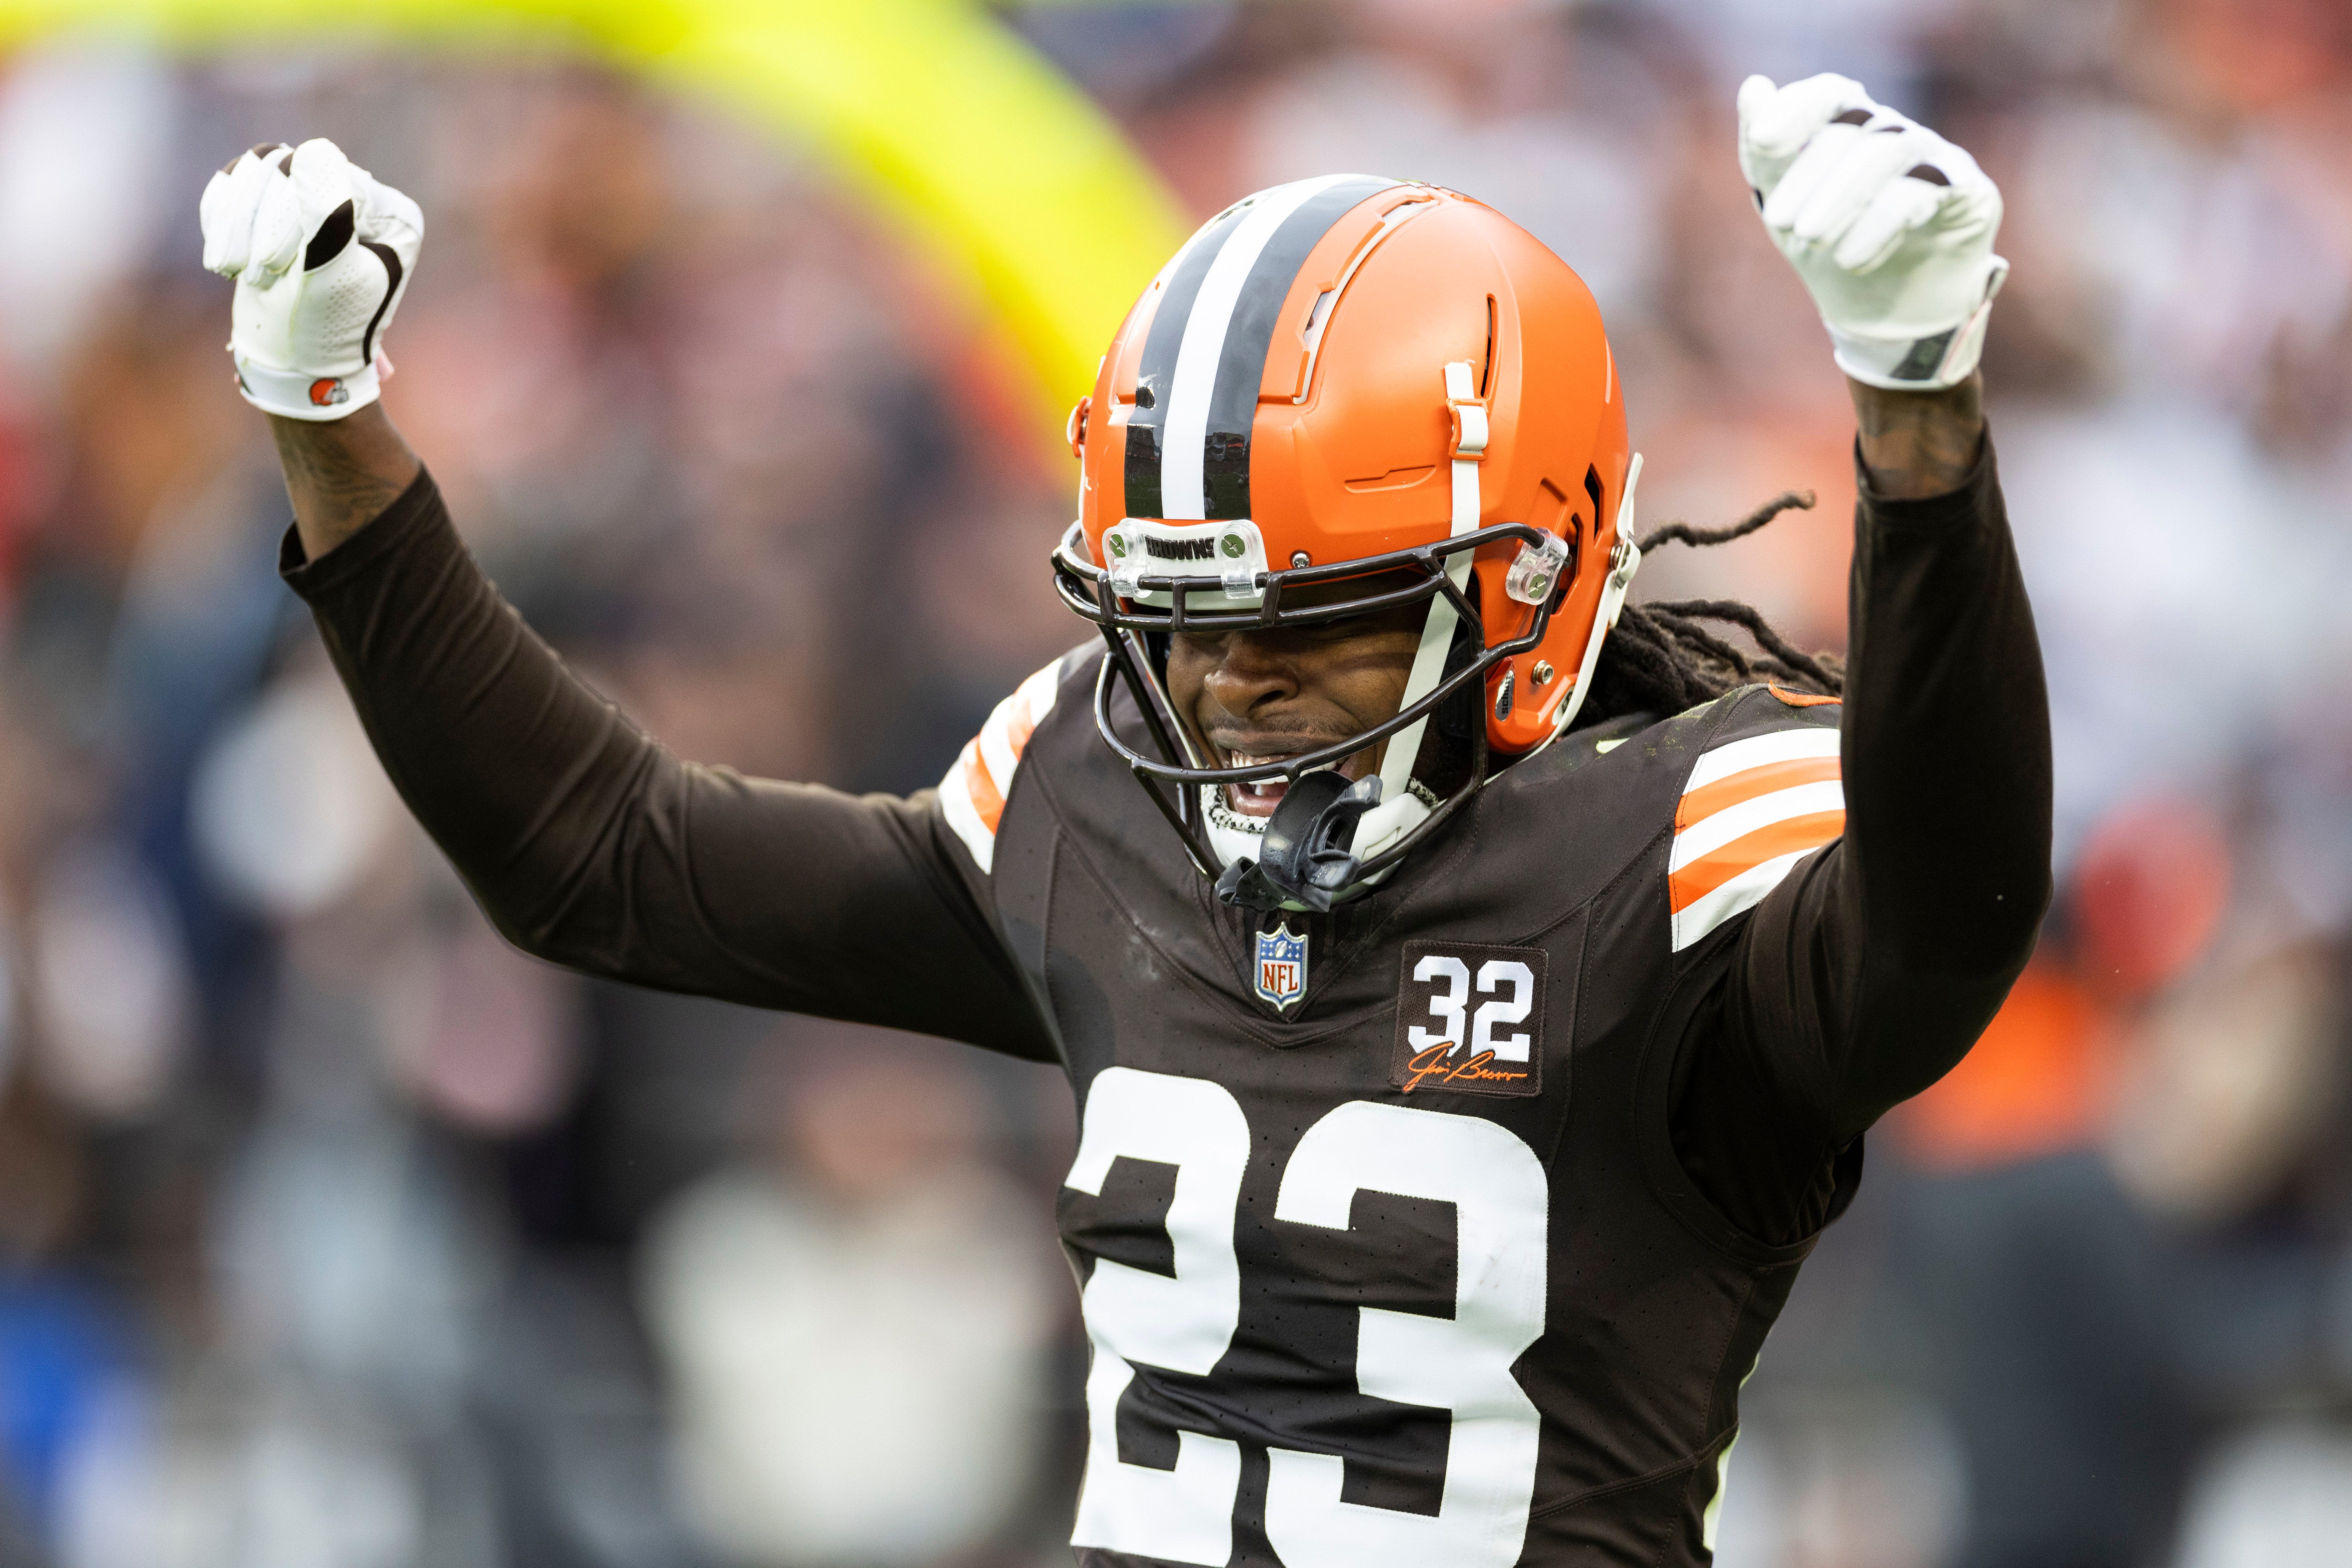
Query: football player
202 72 2048 1564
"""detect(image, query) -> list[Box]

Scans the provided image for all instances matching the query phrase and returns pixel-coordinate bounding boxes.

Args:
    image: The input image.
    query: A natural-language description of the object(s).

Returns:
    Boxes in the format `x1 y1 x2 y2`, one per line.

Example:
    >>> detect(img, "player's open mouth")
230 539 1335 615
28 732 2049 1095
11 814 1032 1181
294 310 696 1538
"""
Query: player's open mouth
1217 749 1369 818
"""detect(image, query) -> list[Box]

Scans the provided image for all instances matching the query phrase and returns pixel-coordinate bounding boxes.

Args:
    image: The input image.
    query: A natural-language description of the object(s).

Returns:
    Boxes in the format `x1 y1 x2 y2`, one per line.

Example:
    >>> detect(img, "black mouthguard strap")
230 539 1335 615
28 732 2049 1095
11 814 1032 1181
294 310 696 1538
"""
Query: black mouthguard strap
1213 773 1384 913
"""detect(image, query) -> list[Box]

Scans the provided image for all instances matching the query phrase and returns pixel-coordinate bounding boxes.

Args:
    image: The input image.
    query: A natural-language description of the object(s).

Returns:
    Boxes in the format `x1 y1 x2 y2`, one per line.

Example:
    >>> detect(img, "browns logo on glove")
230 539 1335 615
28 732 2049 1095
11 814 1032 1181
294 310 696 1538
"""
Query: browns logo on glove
199 138 423 421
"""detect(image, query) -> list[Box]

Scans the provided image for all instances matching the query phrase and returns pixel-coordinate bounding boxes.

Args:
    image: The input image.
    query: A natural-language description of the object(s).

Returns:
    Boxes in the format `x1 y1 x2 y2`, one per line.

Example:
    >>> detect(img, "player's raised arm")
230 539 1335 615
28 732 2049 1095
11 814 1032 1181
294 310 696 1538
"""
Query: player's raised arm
201 141 1053 1059
1679 77 2053 1237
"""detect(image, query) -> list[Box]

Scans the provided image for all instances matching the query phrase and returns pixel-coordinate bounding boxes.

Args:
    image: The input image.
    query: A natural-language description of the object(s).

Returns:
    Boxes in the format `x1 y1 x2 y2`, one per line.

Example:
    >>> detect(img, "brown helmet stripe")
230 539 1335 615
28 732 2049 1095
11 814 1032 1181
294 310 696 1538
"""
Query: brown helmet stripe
1123 201 1249 522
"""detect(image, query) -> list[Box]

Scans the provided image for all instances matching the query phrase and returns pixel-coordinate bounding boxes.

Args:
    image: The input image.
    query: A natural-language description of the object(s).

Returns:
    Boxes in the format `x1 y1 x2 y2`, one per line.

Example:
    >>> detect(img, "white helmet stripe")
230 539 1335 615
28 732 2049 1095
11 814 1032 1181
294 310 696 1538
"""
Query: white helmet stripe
1162 175 1367 518
1119 175 1400 523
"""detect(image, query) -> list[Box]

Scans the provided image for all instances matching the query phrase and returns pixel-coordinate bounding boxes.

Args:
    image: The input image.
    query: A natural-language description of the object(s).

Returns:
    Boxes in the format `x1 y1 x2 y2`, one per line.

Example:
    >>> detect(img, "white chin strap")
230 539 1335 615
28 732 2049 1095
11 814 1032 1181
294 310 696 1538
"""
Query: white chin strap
1203 793 1270 871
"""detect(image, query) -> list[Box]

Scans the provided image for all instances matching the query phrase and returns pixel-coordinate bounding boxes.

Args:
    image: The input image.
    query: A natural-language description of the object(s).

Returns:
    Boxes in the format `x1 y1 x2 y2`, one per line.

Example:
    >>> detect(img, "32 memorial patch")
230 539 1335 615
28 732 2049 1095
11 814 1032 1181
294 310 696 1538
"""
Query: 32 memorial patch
1389 940 1546 1098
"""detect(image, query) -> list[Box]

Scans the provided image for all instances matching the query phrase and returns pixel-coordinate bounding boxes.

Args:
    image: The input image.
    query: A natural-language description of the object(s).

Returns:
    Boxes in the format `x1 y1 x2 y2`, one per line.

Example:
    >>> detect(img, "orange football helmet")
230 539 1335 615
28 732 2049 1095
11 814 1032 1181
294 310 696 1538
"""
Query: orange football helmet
1051 175 1643 907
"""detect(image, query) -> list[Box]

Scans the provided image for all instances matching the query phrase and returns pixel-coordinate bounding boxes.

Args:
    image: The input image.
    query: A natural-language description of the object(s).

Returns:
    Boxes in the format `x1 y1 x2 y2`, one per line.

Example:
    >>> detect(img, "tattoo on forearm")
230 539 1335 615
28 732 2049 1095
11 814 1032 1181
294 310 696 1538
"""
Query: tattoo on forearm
268 404 420 558
1850 375 1985 500
272 422 401 521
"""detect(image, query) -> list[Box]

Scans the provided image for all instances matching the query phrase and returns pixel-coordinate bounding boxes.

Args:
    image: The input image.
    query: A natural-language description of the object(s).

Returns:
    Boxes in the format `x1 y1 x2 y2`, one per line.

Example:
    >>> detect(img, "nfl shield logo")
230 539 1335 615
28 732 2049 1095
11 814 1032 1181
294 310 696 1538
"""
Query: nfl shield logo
1254 922 1308 1012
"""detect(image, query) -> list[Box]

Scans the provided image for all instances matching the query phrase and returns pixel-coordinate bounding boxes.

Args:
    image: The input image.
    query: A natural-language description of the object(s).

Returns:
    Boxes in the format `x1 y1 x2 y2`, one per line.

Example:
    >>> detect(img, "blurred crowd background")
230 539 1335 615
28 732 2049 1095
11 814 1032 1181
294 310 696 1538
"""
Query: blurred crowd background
0 1 2342 1564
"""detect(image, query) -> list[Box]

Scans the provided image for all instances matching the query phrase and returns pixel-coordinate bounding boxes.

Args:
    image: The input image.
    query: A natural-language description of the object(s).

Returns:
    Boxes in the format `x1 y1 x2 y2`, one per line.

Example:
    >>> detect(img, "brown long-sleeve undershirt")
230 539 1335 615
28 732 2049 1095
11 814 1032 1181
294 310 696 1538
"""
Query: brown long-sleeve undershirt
279 485 1056 1061
1677 440 2052 1241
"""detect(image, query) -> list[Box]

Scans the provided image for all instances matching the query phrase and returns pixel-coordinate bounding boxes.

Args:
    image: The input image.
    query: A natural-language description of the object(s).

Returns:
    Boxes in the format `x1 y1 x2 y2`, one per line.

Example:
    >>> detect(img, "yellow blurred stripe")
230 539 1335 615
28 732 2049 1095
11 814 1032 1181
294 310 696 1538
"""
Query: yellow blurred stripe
0 0 1190 447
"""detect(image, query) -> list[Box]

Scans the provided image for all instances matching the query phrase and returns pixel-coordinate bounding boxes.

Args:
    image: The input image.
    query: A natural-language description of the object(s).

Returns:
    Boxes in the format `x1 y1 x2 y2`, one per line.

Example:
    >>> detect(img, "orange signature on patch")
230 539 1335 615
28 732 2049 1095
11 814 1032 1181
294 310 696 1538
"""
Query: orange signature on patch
1402 1044 1530 1093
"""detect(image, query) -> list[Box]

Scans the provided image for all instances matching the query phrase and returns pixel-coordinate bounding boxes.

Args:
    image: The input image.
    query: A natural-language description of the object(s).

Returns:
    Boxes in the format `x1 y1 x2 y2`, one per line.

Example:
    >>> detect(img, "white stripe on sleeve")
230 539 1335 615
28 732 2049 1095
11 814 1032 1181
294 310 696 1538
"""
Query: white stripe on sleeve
1671 848 1821 951
1668 779 1848 869
938 755 996 875
978 707 1022 800
1682 726 1841 792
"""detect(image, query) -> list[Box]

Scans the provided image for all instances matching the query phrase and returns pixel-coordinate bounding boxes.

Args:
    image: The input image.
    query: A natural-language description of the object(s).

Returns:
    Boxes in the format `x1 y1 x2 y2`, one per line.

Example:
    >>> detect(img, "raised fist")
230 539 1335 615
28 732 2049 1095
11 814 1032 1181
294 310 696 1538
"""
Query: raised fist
200 139 423 420
1737 73 2007 390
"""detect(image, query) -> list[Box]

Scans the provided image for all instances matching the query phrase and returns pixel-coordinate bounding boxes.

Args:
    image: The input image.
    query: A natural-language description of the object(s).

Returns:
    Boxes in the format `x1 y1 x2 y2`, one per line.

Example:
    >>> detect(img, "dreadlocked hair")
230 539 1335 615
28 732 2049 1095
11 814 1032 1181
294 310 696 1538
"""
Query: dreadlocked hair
1573 488 1846 727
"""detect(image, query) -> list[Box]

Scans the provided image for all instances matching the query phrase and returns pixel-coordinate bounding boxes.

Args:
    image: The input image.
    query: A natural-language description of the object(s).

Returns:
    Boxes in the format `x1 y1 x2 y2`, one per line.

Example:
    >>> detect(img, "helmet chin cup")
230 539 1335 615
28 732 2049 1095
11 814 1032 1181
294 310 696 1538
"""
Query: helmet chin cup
1214 773 1385 913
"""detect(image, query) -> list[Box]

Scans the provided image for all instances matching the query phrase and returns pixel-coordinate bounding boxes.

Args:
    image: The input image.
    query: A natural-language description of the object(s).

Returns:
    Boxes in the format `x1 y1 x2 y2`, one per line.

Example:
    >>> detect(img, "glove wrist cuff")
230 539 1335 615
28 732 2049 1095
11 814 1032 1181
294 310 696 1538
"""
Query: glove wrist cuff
1825 297 1994 392
232 354 381 421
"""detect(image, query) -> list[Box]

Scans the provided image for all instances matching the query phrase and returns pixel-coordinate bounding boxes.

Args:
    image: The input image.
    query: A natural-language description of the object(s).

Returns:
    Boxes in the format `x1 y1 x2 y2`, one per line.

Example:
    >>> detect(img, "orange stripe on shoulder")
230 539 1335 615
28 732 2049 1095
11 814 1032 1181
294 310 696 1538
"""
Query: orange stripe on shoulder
1668 809 1846 913
960 739 1006 831
1676 755 1843 829
1002 685 1047 754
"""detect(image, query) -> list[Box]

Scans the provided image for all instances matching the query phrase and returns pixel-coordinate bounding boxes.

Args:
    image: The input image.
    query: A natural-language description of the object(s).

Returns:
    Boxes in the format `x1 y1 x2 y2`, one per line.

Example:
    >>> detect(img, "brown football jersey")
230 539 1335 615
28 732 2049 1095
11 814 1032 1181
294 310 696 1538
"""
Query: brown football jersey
940 650 1850 1566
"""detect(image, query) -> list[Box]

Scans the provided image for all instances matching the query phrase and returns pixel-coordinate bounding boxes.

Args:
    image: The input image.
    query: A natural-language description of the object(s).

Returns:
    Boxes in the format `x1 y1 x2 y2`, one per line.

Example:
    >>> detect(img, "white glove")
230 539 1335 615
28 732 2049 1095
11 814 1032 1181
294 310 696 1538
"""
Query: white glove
1737 73 2007 390
199 138 422 420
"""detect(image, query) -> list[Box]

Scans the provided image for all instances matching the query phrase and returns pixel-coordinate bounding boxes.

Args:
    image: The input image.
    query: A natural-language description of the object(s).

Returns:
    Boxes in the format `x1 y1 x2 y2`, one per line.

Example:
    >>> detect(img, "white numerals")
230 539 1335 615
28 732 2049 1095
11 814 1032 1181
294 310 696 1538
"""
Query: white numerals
1409 955 1537 1062
1066 1068 1250 1565
1408 954 1471 1049
1265 1103 1548 1568
1064 1073 1548 1568
1470 960 1535 1062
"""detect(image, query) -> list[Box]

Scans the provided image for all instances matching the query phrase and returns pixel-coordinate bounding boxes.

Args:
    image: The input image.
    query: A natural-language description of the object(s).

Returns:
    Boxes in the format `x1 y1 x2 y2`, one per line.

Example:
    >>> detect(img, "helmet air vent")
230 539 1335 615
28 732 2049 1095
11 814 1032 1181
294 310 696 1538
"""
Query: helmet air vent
1289 195 1436 404
1480 294 1497 398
